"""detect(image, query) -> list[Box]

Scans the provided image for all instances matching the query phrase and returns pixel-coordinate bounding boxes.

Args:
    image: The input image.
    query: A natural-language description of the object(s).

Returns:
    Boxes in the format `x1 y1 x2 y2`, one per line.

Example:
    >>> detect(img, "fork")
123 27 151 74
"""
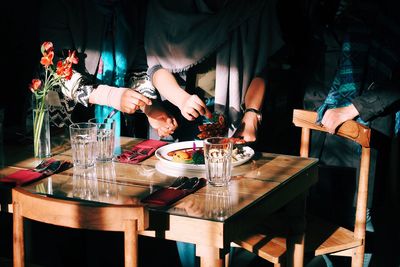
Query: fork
128 148 151 160
32 159 52 172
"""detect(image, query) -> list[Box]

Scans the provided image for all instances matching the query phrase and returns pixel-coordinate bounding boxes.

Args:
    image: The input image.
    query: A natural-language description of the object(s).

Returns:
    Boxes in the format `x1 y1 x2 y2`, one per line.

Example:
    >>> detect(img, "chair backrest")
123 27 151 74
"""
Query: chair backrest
293 109 371 266
12 187 148 267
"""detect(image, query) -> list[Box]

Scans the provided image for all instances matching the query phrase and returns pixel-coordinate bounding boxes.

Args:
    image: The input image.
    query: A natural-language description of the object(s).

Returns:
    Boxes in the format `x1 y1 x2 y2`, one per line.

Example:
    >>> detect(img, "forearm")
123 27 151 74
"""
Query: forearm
152 68 190 109
243 77 266 110
352 81 400 121
89 85 127 111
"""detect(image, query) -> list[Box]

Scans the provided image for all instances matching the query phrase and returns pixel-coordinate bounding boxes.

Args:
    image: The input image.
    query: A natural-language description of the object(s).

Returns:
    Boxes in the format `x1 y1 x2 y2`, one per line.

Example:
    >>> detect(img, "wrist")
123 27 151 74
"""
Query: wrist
243 108 262 124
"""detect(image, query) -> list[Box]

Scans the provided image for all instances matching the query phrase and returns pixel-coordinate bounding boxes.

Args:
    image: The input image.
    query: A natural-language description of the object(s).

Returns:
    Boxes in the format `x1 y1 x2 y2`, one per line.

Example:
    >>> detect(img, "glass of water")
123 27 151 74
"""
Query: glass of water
89 118 116 162
204 137 233 186
69 122 97 168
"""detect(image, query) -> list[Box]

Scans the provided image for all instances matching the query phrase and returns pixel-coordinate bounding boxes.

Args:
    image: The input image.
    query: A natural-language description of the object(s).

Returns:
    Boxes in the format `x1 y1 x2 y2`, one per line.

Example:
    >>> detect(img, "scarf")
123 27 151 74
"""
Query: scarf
317 15 400 135
145 0 283 134
95 0 133 138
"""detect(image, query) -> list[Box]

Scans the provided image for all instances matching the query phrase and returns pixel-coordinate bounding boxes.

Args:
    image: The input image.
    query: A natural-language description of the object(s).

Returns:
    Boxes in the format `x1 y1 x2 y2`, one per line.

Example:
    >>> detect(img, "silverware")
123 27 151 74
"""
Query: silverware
32 159 53 172
128 148 151 160
41 160 62 175
169 176 189 189
104 109 118 123
178 177 200 190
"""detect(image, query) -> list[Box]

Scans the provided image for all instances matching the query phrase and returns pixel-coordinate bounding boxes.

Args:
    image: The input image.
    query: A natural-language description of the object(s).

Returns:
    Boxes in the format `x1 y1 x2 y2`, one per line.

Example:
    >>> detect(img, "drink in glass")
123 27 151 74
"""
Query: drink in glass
69 122 97 168
204 137 233 186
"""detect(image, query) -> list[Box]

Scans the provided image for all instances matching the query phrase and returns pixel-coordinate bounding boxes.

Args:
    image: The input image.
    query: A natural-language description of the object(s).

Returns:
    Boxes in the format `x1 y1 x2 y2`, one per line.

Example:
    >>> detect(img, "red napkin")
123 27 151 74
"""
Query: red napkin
142 178 206 206
0 160 72 187
0 170 44 186
117 139 168 164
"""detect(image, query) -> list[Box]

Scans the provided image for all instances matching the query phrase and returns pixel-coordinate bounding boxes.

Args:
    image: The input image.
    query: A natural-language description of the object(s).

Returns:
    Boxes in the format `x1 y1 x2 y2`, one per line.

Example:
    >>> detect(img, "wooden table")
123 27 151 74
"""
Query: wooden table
0 136 318 267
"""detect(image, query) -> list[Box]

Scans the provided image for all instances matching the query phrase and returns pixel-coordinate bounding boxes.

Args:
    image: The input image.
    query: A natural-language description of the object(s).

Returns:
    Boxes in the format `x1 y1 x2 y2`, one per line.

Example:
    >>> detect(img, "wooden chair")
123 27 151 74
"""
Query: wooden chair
12 187 148 267
233 109 371 267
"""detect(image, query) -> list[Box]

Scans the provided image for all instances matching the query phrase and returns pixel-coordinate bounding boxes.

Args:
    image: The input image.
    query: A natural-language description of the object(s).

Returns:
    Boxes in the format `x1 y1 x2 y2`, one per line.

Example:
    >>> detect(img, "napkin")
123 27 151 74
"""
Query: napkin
0 160 72 187
117 139 169 164
142 178 207 206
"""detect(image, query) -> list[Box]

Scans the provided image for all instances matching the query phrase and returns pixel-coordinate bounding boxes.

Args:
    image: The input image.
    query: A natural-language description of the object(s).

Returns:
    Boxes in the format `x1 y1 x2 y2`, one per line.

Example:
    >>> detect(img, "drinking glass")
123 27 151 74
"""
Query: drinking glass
72 166 99 201
205 186 233 220
89 118 116 162
69 122 97 168
203 137 233 186
96 161 118 202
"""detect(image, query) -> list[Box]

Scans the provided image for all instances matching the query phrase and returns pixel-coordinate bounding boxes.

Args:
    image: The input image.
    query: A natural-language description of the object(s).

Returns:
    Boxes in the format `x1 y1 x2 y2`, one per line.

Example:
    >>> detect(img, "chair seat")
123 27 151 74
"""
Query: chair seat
233 214 363 263
306 215 362 256
234 234 286 264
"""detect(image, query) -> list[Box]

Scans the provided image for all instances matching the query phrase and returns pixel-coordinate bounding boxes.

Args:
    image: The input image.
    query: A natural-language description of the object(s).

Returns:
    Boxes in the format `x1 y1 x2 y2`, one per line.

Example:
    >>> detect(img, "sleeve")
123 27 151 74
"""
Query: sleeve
352 80 400 121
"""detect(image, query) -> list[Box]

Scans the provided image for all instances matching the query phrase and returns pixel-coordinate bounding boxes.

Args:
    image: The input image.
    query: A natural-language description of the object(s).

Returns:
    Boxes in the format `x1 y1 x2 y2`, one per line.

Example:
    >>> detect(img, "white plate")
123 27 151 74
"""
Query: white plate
155 140 254 171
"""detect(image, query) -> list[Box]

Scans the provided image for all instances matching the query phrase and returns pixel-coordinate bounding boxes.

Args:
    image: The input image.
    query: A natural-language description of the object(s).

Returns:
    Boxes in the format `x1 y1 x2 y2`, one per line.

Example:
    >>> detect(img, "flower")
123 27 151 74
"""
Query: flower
29 42 78 157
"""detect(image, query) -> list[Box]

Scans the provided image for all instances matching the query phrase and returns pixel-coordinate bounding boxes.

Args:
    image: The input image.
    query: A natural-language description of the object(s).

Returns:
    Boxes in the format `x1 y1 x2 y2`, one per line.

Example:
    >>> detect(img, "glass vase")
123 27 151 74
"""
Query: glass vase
33 108 51 158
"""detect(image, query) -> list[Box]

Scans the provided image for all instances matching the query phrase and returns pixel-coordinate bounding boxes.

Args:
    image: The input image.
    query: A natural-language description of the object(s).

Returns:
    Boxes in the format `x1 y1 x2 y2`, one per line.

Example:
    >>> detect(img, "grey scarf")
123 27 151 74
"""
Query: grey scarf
145 0 283 133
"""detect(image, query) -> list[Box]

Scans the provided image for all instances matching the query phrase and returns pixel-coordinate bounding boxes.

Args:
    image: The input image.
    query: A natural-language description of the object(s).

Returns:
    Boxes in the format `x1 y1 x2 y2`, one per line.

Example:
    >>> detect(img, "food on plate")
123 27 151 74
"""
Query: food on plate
168 146 205 164
197 113 227 139
167 142 248 164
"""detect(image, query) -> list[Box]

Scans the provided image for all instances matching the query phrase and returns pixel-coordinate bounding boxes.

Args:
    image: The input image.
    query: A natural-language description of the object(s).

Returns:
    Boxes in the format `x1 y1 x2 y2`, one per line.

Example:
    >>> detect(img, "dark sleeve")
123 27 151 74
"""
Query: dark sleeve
352 80 400 121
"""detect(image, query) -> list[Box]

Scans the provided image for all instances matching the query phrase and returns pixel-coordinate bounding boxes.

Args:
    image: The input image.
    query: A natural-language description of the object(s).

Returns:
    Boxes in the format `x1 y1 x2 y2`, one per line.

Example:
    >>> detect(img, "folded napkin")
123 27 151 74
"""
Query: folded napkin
0 160 72 187
142 178 207 206
117 139 169 164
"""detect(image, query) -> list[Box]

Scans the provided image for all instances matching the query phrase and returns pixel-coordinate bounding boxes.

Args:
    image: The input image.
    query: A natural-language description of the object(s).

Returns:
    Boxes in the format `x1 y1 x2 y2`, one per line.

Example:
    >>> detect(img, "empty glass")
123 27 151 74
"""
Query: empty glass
205 186 233 221
69 122 97 168
72 166 99 201
96 161 118 202
89 118 116 162
204 137 233 186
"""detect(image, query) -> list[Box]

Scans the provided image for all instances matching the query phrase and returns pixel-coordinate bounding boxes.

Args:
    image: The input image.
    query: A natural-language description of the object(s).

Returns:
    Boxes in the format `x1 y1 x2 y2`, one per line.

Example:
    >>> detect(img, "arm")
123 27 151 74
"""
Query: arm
321 80 400 134
152 68 212 120
88 85 152 114
142 101 178 138
234 77 266 142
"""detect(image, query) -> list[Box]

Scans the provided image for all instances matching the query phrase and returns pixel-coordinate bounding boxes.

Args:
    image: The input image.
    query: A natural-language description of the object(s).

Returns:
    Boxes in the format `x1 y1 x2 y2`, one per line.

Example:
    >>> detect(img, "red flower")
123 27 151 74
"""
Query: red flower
40 50 54 67
40 42 55 67
29 79 42 93
41 42 54 55
66 50 79 65
56 60 73 80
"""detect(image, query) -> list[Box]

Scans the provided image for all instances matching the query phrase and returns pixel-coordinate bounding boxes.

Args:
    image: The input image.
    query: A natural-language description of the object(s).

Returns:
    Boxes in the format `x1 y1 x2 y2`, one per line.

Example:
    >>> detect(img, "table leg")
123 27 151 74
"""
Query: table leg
196 244 225 267
285 193 306 267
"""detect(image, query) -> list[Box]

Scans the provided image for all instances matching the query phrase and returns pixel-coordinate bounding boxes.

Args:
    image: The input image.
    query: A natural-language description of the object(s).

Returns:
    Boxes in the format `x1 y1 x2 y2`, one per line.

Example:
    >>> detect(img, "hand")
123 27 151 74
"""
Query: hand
144 104 178 138
119 89 152 114
180 95 212 121
233 112 259 142
321 104 360 134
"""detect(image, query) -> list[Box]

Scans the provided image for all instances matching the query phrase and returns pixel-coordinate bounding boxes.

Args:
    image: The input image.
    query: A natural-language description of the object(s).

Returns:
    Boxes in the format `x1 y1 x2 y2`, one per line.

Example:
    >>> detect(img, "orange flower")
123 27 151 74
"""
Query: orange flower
41 42 54 55
40 51 54 67
29 79 42 93
66 50 79 65
40 42 55 67
56 60 73 80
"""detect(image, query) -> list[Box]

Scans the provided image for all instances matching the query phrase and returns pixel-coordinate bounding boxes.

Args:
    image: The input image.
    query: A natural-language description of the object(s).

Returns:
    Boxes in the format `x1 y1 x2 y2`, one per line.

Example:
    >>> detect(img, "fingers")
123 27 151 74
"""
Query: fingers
321 110 339 134
127 89 152 107
181 95 210 120
156 117 178 138
120 89 152 113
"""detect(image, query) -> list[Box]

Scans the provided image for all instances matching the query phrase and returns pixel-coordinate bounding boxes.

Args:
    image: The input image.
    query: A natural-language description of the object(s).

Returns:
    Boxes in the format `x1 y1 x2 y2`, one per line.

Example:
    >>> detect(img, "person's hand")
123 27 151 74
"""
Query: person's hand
89 85 153 114
144 103 178 138
180 95 212 121
320 104 360 134
233 112 259 142
119 89 153 114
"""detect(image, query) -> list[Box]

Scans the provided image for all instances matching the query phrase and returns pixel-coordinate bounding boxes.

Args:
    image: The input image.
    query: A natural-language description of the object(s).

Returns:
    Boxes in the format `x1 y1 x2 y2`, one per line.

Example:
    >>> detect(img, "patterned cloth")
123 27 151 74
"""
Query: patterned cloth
317 16 400 135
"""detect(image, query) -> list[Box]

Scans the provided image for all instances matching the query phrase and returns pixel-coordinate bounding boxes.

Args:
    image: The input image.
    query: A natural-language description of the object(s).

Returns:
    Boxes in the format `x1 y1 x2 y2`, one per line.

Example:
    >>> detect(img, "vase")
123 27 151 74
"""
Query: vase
33 108 51 158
